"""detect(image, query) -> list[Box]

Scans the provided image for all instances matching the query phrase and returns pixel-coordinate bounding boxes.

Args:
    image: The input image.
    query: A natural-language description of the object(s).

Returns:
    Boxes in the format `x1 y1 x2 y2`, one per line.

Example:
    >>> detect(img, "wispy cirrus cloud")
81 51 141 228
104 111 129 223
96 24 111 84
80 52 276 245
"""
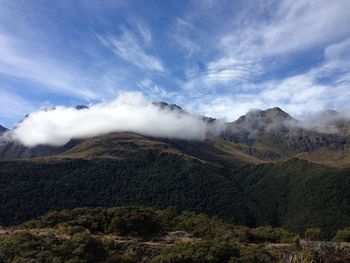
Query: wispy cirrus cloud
98 26 164 72
0 33 98 100
0 89 35 126
137 78 169 100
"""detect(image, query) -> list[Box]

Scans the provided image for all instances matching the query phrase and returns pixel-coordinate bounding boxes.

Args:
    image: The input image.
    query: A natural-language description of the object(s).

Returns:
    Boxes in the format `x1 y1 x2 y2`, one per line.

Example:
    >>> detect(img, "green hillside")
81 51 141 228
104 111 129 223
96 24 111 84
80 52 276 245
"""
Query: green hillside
232 159 350 237
0 151 349 238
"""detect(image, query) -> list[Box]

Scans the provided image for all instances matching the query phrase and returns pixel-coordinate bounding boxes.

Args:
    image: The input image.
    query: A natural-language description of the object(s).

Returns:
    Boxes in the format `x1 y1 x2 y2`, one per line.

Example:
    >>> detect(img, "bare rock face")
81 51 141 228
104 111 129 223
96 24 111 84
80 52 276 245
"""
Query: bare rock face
153 102 184 112
222 107 348 158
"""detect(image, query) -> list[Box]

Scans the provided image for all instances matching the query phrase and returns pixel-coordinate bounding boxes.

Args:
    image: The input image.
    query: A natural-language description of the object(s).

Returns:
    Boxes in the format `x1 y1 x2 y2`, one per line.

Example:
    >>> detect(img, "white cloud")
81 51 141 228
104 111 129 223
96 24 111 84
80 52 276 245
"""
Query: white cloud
171 18 200 58
98 28 164 72
183 0 350 89
136 22 152 46
325 36 350 62
259 0 350 56
217 0 350 58
185 58 350 122
177 0 350 120
11 92 224 147
137 79 169 100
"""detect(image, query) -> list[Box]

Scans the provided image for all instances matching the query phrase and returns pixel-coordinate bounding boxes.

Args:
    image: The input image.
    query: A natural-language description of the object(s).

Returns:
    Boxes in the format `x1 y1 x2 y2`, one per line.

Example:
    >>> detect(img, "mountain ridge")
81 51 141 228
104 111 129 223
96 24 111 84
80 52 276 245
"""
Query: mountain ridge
1 106 350 167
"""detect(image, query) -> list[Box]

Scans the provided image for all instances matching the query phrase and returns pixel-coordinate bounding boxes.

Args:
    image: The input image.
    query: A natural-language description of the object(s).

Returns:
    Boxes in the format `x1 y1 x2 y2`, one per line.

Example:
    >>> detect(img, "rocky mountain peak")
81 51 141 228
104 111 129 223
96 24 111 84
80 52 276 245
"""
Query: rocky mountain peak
75 105 89 110
153 102 183 112
0 124 8 133
263 107 293 119
233 107 294 129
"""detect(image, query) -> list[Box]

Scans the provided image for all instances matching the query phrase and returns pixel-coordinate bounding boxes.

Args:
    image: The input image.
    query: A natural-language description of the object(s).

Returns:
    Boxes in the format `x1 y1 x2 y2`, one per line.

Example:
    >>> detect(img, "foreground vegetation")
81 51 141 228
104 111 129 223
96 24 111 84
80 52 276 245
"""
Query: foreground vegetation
0 206 349 262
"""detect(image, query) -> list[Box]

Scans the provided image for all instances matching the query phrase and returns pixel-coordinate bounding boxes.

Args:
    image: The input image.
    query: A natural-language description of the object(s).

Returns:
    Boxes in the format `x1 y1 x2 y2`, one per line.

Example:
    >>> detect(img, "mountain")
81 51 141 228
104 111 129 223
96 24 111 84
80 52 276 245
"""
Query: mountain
0 151 349 238
2 106 349 166
153 101 184 112
0 124 7 134
1 107 350 238
223 108 348 163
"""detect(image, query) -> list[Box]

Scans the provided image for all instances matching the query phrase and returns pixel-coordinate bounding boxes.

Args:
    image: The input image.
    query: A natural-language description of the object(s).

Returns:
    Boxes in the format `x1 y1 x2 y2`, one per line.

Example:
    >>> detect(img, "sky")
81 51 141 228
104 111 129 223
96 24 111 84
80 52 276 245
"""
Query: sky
0 0 350 128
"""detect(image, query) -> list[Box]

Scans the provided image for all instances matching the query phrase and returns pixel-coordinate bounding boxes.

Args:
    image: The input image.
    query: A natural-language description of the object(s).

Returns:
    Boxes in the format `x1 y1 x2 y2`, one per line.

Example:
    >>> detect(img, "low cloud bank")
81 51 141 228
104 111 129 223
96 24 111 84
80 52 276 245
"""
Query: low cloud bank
295 109 350 135
10 92 224 147
227 107 350 138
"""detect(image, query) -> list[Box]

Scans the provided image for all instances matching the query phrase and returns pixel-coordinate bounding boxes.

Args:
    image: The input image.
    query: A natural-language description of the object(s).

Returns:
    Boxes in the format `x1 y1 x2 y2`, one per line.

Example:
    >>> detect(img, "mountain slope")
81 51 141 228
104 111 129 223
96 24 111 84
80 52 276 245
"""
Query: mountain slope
223 108 349 165
0 153 253 227
232 158 350 237
0 154 349 237
0 131 264 167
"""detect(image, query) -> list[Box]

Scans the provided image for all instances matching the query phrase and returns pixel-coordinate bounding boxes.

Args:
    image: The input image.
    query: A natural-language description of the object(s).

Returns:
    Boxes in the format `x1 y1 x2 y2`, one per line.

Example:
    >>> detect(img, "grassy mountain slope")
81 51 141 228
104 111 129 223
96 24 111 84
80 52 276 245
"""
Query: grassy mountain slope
295 145 350 167
0 132 264 167
52 132 265 167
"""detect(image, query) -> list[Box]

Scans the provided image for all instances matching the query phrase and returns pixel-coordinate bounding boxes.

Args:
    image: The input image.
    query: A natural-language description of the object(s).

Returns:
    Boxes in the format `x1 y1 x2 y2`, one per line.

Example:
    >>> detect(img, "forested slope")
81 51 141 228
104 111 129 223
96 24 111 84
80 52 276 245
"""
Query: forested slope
0 152 349 238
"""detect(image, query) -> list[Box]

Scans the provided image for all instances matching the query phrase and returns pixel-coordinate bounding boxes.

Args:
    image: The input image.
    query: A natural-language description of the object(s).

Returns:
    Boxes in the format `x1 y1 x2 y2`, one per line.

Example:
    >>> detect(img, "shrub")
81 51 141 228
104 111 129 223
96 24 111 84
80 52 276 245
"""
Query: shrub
304 228 321 241
108 207 162 237
173 211 245 241
333 227 350 242
62 233 107 262
0 232 46 262
0 232 107 263
249 226 293 243
63 225 87 235
151 240 239 263
106 254 133 263
233 245 276 263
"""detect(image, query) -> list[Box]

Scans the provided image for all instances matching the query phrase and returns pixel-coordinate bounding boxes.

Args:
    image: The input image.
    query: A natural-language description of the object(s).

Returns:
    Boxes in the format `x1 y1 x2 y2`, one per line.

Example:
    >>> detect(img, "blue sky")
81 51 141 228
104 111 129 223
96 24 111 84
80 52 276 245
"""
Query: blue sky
0 0 350 128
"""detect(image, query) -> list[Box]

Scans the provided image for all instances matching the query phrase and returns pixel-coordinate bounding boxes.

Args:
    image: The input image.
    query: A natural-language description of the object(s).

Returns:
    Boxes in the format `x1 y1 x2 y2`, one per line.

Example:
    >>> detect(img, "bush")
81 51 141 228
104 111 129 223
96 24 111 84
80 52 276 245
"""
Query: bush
0 232 47 262
173 211 246 241
106 254 133 263
333 227 350 242
63 225 87 235
109 207 162 237
249 226 293 243
231 245 276 263
59 233 107 262
151 240 239 263
0 232 107 263
304 228 321 241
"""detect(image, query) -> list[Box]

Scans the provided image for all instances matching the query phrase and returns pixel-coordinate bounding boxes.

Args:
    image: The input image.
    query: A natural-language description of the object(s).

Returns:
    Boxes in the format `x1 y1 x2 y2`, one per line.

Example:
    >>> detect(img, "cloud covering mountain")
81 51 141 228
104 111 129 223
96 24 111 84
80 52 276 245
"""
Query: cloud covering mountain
10 92 224 147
